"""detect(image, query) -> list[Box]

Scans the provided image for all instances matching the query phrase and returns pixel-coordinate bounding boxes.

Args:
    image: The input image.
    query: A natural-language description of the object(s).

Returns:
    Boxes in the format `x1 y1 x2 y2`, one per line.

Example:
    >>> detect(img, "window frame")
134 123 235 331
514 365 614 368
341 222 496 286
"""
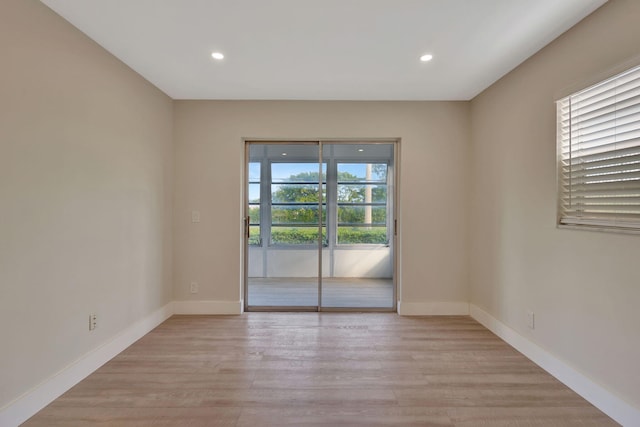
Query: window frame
334 161 390 246
247 162 262 245
250 154 393 248
268 160 327 248
557 64 640 234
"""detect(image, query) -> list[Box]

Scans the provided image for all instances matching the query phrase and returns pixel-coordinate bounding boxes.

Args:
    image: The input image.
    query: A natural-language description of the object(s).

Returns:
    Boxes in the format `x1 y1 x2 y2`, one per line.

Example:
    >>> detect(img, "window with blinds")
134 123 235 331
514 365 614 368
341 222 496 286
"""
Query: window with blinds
557 64 640 232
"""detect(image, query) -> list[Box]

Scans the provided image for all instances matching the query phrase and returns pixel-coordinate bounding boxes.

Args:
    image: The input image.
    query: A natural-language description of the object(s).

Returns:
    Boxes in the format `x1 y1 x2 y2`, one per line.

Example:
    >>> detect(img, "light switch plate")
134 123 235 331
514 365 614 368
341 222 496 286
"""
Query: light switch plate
191 210 200 223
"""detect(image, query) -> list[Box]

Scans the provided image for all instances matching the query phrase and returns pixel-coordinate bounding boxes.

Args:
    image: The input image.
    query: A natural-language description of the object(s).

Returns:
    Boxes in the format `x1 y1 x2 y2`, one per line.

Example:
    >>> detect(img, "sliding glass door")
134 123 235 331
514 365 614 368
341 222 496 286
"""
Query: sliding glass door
321 143 394 308
244 141 395 311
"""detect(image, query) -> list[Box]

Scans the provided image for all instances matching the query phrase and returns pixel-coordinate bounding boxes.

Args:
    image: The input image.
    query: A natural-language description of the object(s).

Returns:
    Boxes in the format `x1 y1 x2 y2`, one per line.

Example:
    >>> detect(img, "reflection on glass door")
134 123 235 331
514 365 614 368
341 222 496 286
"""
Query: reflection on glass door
245 141 395 311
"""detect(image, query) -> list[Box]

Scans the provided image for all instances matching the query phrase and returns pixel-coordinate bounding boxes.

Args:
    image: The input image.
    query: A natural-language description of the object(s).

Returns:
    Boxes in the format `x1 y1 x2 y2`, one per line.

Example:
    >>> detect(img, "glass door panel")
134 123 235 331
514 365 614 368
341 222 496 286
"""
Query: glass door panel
246 143 322 309
321 143 395 309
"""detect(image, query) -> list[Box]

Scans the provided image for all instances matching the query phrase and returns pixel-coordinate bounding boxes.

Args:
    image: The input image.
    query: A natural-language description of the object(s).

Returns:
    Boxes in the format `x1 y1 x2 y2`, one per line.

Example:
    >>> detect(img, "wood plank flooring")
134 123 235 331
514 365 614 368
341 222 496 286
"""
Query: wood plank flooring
247 278 393 307
23 314 618 426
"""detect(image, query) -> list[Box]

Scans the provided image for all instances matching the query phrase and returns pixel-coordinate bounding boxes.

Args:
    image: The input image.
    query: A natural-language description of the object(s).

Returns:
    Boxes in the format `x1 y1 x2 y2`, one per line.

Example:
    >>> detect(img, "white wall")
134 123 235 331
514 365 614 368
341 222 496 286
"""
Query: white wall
470 0 640 410
173 101 470 308
0 0 173 412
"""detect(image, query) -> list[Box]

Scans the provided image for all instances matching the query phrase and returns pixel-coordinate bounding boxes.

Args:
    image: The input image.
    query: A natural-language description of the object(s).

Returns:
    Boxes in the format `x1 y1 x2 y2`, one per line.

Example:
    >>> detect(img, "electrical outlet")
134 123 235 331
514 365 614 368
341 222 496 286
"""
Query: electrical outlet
191 210 200 223
190 281 198 294
526 310 535 330
89 314 97 331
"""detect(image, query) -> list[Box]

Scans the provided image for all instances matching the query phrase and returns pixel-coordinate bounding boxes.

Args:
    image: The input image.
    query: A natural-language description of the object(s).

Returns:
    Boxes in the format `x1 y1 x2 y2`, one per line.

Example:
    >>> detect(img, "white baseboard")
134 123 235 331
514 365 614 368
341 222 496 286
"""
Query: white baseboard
0 303 173 427
470 304 640 427
173 300 243 315
398 301 469 315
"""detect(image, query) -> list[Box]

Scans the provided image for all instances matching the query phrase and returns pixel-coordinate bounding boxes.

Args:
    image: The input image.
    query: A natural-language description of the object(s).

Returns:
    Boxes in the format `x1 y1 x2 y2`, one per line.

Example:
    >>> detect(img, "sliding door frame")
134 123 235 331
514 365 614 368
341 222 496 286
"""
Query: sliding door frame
243 139 399 313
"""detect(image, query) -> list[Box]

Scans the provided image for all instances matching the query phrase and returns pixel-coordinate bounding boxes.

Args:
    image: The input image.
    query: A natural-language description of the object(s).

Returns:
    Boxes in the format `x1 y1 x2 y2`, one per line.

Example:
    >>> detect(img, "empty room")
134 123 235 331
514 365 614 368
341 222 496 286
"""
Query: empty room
1 0 639 426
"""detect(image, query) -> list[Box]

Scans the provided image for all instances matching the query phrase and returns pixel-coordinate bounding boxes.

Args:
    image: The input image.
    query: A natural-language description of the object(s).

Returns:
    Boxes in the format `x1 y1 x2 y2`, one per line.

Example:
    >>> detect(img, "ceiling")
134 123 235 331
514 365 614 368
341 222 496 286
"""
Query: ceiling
39 0 607 101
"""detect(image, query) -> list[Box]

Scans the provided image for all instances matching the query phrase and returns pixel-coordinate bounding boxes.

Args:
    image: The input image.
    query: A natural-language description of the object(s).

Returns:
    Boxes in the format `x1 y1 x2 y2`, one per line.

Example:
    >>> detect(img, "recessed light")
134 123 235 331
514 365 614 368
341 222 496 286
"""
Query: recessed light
420 54 433 62
357 148 364 152
211 52 224 60
281 152 287 156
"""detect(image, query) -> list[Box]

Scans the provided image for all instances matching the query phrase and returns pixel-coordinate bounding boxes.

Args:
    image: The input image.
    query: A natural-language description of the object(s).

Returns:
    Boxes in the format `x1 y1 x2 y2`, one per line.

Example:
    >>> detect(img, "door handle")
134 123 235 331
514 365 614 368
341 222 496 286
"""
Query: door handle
246 216 250 239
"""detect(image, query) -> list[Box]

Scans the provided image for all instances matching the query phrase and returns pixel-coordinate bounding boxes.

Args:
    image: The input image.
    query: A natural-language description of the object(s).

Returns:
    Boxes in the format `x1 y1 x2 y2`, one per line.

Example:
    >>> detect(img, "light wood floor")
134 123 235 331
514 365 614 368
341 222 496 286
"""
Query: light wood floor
247 278 394 308
24 314 618 426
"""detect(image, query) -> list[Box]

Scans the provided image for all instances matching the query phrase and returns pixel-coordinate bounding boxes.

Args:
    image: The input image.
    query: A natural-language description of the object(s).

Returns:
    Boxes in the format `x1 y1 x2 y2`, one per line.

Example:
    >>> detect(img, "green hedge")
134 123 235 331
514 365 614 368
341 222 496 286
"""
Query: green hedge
249 226 387 245
248 226 261 245
338 227 387 244
272 228 326 244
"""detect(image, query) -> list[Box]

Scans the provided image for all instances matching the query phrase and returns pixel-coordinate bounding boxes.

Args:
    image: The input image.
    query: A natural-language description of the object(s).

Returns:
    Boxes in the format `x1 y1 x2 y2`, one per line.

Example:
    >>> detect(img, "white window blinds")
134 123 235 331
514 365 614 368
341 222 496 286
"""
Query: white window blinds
557 64 640 231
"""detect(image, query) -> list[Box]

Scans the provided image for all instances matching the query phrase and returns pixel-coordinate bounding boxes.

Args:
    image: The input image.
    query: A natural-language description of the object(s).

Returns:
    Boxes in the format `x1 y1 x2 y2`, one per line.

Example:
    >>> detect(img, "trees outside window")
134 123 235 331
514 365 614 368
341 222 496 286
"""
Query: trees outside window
270 164 326 245
256 162 389 246
336 163 388 244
